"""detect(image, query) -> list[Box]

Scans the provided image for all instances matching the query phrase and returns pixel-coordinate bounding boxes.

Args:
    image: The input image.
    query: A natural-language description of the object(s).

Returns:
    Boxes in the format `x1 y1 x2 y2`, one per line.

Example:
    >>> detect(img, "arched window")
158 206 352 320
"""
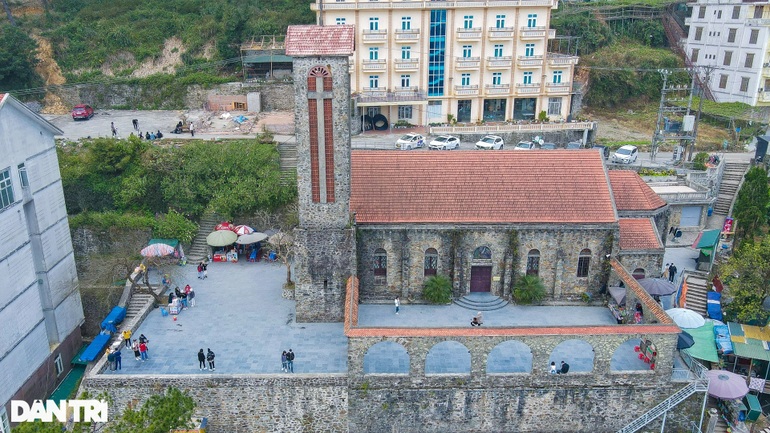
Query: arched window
632 268 646 280
424 248 438 277
373 248 387 285
526 249 540 276
577 249 591 278
473 246 492 260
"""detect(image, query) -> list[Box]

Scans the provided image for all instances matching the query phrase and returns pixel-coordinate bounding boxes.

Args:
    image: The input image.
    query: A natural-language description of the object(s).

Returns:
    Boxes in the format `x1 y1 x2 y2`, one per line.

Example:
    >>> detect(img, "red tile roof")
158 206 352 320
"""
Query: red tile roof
350 150 617 224
608 171 667 211
618 218 663 250
285 25 355 56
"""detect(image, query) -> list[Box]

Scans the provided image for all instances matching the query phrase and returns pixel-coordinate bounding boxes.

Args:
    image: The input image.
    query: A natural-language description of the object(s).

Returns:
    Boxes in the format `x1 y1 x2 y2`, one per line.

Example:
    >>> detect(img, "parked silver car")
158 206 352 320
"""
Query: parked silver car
513 141 535 150
612 145 639 164
475 135 505 150
395 133 425 150
428 135 460 150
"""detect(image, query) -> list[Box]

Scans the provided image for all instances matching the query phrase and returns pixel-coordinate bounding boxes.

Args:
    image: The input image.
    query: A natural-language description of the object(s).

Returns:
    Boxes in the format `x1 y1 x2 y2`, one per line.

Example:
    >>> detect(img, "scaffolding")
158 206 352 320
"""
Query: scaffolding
240 35 291 81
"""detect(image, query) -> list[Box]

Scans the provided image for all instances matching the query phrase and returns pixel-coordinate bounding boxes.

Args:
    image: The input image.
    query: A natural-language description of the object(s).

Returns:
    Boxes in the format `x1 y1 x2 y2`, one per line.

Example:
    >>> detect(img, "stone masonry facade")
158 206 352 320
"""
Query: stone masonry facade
356 224 619 303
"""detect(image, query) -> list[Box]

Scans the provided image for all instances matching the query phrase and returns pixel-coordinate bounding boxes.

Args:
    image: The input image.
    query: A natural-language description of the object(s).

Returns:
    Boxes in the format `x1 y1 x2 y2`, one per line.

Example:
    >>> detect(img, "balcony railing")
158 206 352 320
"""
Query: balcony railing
488 27 515 39
456 27 482 39
517 55 543 67
520 26 555 39
758 92 770 103
747 18 770 25
362 59 387 71
455 56 481 69
311 0 558 11
548 54 579 66
485 84 511 95
356 89 427 104
454 84 479 95
487 56 512 68
362 29 388 43
394 28 420 42
394 58 419 70
546 82 571 93
516 83 541 94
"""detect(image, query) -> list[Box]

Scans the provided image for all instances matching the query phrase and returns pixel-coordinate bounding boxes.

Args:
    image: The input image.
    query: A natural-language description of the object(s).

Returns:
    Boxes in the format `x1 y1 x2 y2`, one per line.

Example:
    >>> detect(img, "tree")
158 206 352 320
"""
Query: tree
732 166 769 241
422 275 453 304
108 387 195 433
0 24 40 91
722 234 770 324
262 203 298 287
512 275 546 305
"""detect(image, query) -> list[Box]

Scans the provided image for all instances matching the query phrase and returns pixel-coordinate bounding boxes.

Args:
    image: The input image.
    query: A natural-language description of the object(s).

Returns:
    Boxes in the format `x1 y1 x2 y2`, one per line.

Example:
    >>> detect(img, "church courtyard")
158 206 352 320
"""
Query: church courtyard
104 260 650 376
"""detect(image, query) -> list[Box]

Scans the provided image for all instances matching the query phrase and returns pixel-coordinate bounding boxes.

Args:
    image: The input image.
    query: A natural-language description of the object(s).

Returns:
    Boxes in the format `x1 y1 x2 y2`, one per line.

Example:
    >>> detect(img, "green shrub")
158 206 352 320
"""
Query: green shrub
422 275 453 304
68 211 155 230
512 275 547 305
153 209 199 244
692 152 710 171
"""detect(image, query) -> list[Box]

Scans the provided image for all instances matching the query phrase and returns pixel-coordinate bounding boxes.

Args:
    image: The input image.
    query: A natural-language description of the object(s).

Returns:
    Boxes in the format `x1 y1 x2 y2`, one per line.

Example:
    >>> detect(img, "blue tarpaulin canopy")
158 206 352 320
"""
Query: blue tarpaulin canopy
78 333 111 362
100 306 126 333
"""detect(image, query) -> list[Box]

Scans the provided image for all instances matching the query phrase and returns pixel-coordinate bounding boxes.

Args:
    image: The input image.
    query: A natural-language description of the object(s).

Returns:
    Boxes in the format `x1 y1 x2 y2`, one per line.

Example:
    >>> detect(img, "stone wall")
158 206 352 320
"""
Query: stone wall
70 227 152 277
617 252 665 282
668 203 709 232
356 225 618 302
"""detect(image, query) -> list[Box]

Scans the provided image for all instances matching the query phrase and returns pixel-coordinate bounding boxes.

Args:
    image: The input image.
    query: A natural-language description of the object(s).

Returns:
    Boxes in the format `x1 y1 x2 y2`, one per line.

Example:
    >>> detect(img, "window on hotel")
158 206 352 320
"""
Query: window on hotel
694 27 703 41
717 10 722 19
698 6 706 18
369 17 379 31
577 249 591 278
401 46 411 59
0 167 14 210
527 14 537 27
400 74 411 88
727 28 736 43
732 6 741 19
525 43 535 57
462 45 472 58
740 77 750 92
398 105 412 120
495 14 506 28
523 72 532 85
369 47 379 60
55 354 64 376
552 70 562 84
745 53 755 68
719 74 728 89
0 408 10 433
17 163 28 188
401 16 411 30
691 48 699 62
492 72 502 85
493 44 503 57
750 29 759 44
335 18 346 25
724 51 732 66
463 15 473 29
461 73 471 86
754 6 763 19
548 97 562 116
369 75 379 88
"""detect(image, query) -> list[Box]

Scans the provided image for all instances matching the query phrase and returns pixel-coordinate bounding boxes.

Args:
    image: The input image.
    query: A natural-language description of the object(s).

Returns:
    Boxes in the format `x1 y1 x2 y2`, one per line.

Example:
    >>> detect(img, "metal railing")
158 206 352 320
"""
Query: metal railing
430 121 595 135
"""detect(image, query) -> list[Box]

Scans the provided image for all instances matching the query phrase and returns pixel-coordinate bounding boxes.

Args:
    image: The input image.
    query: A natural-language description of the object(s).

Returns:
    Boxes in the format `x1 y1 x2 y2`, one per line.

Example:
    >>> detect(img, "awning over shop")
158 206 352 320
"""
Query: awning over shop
242 54 294 63
149 238 179 248
683 321 719 363
729 322 770 362
692 229 721 251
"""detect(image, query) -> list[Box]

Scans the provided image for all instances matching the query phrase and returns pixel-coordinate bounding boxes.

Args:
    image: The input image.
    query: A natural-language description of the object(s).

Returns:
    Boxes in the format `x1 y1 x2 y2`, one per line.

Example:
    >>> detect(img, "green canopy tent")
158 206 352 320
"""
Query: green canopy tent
691 229 721 272
682 321 719 363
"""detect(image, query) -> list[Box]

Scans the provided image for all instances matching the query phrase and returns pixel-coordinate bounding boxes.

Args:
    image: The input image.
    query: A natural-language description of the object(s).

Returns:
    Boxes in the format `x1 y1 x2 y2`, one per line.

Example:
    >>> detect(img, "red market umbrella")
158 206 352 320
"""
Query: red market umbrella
215 222 235 231
140 243 175 257
706 370 749 400
234 225 255 236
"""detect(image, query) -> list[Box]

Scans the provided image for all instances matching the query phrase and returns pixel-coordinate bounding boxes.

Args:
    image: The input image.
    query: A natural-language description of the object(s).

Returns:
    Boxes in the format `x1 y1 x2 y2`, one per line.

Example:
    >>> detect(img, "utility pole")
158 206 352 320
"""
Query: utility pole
652 68 702 162
688 66 712 161
651 69 669 162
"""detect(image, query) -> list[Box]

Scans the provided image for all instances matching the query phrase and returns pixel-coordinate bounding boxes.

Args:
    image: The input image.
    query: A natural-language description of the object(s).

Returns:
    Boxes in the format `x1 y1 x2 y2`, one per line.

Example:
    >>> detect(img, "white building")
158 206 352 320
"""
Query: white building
0 93 84 431
684 0 770 106
313 0 578 126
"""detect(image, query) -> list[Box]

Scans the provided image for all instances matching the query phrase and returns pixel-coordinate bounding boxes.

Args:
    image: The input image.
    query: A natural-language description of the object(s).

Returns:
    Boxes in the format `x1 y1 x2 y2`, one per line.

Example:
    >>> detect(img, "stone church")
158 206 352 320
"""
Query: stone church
286 25 668 323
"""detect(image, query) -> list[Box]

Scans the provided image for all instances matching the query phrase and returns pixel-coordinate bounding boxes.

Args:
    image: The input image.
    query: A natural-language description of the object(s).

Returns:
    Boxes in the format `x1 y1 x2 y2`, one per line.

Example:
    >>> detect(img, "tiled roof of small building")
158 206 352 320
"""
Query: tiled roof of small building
285 25 355 56
618 218 663 250
608 171 667 211
350 150 617 224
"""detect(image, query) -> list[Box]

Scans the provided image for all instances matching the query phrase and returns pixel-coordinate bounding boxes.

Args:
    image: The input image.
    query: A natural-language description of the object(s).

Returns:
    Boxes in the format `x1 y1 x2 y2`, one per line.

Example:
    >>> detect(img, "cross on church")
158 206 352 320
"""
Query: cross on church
307 65 335 203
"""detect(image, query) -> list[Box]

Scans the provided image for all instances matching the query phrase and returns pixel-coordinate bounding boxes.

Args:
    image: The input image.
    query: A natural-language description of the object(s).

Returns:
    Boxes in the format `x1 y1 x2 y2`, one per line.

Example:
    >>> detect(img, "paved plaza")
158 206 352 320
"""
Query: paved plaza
103 260 653 376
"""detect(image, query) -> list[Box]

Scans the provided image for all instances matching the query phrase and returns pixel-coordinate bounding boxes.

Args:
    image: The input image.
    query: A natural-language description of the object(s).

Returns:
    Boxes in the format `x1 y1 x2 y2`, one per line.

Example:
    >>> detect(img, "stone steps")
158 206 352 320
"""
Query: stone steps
187 212 220 263
683 275 709 316
454 294 509 311
713 162 750 215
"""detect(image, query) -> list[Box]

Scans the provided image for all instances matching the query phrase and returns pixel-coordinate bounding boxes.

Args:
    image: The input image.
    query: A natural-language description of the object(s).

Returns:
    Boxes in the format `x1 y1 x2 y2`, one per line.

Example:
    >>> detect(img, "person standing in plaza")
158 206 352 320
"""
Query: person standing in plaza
281 351 288 372
139 340 148 361
668 263 678 282
197 262 204 279
190 122 195 137
115 348 122 370
111 122 117 137
122 329 132 348
662 264 669 281
132 119 139 130
188 287 196 307
198 349 206 370
202 261 208 279
132 340 141 361
207 348 215 370
286 349 294 373
394 296 399 315
107 349 116 371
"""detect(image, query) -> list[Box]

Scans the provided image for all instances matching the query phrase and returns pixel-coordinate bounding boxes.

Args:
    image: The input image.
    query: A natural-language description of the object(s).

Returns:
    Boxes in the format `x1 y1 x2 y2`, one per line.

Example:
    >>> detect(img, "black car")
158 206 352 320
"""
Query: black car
593 145 610 160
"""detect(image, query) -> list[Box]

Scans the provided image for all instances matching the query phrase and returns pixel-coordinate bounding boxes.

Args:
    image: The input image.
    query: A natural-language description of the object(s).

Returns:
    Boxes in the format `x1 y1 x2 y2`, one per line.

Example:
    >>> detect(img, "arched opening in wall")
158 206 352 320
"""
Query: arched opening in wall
473 246 492 260
632 268 646 280
610 338 651 372
363 341 410 374
487 340 533 374
471 246 492 293
425 341 471 375
576 249 592 278
424 248 438 277
373 248 387 286
549 339 595 373
526 249 540 276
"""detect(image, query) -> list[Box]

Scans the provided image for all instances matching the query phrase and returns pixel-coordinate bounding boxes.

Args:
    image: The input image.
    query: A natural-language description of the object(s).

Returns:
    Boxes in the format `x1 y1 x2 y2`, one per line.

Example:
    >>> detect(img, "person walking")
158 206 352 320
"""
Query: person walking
115 348 122 370
197 262 204 279
190 122 195 137
281 351 288 372
286 349 294 373
198 349 206 370
132 340 141 361
107 349 116 371
668 263 678 283
111 122 117 137
122 329 132 348
394 296 400 315
188 287 196 307
132 119 139 130
202 261 208 279
139 341 148 361
662 264 669 281
207 348 215 371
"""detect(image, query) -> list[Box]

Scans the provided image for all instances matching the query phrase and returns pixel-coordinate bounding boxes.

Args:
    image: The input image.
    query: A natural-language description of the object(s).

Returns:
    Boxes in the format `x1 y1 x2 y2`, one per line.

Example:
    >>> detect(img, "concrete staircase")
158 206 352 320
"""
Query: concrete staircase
713 162 750 215
683 273 709 317
278 141 297 172
186 212 220 263
454 293 509 311
706 398 730 433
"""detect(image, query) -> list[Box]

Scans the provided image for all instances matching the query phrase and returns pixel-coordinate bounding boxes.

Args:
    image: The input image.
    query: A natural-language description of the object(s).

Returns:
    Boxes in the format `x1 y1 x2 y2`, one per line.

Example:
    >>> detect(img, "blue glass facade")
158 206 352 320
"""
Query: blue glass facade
428 10 446 97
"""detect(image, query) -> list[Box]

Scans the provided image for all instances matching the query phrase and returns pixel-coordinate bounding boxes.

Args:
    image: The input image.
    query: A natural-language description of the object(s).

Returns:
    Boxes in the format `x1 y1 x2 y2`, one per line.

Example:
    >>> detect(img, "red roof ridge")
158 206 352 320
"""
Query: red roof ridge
618 218 663 251
286 25 355 57
608 170 667 211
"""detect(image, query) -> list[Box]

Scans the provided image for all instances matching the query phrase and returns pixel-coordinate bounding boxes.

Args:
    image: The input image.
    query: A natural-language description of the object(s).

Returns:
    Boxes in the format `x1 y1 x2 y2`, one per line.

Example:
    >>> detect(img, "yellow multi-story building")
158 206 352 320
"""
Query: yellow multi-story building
312 0 579 126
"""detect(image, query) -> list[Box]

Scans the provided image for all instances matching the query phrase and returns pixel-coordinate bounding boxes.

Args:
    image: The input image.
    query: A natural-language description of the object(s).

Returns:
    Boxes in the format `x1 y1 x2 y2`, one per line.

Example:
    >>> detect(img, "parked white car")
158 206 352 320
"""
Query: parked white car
395 133 425 150
475 135 505 150
428 135 460 150
612 145 639 164
513 141 535 150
